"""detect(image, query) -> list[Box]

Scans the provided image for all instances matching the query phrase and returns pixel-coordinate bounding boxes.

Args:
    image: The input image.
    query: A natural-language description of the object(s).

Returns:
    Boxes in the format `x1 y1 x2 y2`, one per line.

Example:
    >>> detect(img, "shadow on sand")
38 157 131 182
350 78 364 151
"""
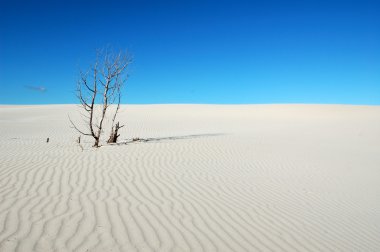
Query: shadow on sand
117 133 225 145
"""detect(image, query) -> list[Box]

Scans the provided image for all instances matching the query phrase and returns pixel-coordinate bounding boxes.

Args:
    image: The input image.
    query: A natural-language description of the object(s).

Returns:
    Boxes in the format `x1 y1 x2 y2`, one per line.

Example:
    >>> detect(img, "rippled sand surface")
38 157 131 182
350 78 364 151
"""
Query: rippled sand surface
0 104 379 251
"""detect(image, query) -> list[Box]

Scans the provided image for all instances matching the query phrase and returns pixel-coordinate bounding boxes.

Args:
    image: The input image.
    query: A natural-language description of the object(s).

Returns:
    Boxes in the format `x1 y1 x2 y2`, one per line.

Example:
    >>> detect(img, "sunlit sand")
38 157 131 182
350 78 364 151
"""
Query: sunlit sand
0 104 379 251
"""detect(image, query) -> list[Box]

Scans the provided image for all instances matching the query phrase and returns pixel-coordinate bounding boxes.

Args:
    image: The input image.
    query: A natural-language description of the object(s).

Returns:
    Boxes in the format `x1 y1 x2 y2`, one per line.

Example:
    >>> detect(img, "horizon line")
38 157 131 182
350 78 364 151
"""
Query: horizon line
1 103 379 106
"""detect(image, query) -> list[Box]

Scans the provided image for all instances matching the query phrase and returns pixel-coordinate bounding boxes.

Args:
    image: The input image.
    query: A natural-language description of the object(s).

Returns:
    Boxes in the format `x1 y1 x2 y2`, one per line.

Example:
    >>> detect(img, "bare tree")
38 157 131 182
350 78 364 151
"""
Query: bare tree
70 49 131 147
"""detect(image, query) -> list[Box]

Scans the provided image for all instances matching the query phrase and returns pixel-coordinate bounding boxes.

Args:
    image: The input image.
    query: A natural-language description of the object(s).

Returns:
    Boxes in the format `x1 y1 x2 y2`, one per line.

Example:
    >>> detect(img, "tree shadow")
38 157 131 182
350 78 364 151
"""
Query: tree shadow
118 133 225 145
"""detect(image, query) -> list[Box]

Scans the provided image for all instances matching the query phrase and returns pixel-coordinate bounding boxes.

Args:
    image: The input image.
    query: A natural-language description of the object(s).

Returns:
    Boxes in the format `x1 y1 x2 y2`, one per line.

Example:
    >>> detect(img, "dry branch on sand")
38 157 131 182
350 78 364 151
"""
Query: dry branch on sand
69 48 132 147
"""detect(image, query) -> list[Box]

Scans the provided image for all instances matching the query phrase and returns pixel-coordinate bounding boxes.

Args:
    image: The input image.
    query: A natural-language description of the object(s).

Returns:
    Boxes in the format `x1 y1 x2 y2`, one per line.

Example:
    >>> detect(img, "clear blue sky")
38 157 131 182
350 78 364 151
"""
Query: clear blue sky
1 0 379 104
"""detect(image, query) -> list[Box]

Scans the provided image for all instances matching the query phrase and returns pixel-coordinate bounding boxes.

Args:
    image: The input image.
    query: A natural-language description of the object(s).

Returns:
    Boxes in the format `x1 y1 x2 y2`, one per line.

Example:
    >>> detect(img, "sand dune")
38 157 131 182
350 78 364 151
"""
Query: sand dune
0 104 379 252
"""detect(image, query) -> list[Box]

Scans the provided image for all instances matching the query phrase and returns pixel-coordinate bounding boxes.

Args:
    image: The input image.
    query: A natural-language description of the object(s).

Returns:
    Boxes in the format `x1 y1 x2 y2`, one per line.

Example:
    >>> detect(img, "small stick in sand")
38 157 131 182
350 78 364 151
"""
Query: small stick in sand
46 137 49 143
76 136 84 151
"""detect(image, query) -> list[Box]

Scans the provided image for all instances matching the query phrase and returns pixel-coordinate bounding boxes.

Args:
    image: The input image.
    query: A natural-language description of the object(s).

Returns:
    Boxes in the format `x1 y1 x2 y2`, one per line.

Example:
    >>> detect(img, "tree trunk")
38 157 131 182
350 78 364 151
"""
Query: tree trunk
107 122 121 144
94 137 100 147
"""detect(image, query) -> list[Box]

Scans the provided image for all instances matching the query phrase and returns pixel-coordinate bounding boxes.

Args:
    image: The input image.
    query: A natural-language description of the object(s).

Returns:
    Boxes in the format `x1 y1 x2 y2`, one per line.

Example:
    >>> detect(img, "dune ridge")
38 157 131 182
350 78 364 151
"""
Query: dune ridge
0 104 380 251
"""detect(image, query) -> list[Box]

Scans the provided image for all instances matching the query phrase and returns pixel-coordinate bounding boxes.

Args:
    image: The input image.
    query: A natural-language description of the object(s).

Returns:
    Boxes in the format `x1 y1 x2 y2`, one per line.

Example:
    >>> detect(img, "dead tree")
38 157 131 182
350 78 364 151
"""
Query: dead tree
69 49 131 147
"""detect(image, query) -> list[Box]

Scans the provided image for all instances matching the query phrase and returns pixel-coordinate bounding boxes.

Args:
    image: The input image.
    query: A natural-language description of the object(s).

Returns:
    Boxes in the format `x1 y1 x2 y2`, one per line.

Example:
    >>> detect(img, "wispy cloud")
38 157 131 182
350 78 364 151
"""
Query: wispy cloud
24 85 47 92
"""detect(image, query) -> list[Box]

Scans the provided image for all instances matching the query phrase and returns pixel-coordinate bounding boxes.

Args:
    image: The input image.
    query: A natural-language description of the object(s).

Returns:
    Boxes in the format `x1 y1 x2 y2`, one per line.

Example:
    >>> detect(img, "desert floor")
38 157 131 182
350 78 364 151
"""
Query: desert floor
0 104 379 252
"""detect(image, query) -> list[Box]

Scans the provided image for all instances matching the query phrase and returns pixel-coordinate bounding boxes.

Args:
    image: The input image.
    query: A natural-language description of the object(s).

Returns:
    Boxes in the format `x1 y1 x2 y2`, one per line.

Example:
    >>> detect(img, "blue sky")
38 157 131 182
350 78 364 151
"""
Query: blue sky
0 0 379 104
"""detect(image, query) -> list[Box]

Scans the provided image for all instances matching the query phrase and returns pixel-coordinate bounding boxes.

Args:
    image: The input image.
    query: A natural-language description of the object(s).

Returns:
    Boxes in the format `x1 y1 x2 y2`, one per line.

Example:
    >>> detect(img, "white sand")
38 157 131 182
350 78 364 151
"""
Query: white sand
0 104 379 252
